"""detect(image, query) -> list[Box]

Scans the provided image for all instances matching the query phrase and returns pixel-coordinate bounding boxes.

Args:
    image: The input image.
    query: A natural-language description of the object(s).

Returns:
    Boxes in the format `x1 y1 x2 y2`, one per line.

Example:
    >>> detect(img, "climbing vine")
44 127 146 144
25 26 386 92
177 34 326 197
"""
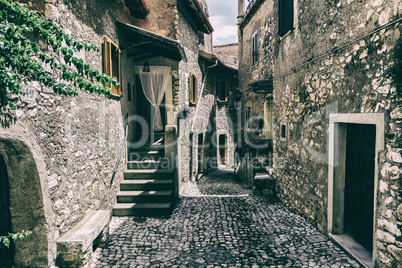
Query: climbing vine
0 0 119 109
384 37 402 100
0 230 32 248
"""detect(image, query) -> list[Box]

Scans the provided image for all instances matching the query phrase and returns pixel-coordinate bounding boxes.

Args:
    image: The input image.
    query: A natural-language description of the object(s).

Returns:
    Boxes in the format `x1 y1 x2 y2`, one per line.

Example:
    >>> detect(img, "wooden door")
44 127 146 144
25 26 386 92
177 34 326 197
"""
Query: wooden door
0 155 13 266
344 123 376 252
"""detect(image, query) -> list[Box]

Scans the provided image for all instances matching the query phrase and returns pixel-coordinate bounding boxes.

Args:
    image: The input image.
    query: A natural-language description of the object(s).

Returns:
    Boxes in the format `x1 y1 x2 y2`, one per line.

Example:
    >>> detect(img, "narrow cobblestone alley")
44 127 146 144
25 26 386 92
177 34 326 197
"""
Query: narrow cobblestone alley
89 170 361 267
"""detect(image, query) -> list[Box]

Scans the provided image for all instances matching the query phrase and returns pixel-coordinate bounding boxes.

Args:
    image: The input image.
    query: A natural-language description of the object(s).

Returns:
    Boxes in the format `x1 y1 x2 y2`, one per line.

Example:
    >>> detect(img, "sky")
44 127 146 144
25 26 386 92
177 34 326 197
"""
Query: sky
205 0 239 45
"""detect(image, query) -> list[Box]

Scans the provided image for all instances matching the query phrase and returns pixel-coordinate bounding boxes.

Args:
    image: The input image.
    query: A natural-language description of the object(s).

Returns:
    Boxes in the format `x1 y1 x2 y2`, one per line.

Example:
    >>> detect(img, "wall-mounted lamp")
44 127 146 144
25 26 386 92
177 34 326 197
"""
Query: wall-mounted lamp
143 60 150 72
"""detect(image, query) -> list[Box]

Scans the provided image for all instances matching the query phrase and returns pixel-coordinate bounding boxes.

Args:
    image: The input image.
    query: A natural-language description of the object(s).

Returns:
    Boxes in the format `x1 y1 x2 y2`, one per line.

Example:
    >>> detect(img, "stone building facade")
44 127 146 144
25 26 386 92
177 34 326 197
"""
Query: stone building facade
238 0 402 266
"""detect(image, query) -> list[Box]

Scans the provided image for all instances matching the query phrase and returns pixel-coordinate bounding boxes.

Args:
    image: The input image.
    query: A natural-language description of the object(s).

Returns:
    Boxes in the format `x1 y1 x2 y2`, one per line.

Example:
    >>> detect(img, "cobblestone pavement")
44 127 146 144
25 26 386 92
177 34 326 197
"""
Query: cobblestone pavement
89 170 361 267
182 168 253 196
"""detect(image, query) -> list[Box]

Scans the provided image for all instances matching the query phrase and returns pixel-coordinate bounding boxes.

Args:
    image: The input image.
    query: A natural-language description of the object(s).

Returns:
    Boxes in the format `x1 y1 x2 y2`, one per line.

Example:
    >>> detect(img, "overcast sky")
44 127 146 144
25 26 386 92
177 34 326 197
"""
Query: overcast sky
206 0 238 45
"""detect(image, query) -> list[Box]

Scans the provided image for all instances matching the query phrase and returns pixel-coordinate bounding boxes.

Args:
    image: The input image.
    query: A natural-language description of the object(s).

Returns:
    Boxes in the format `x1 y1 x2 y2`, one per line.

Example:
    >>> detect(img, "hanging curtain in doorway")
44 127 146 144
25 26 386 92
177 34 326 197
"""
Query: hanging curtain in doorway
136 66 171 131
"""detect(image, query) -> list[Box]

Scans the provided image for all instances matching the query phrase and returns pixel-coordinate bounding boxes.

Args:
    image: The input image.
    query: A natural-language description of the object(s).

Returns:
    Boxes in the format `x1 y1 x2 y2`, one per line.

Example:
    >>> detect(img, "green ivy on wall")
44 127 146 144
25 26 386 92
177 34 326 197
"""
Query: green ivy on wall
0 0 119 109
384 37 402 100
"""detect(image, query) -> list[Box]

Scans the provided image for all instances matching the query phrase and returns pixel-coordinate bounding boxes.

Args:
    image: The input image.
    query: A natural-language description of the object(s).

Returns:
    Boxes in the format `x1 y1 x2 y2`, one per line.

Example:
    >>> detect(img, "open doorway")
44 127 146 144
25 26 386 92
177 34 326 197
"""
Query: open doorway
344 123 376 252
198 133 204 173
135 74 166 143
218 134 227 166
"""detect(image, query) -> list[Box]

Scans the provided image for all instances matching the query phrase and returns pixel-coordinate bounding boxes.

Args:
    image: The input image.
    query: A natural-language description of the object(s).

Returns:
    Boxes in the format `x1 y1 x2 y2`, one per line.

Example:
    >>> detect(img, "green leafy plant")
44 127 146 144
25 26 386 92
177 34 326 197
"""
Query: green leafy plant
383 37 402 99
0 230 32 248
0 0 119 109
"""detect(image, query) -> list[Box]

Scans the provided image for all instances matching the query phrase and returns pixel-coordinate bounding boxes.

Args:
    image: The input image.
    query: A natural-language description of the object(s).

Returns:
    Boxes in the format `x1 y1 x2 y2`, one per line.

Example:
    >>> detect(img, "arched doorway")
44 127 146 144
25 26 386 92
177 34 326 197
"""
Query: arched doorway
0 139 48 267
0 155 14 266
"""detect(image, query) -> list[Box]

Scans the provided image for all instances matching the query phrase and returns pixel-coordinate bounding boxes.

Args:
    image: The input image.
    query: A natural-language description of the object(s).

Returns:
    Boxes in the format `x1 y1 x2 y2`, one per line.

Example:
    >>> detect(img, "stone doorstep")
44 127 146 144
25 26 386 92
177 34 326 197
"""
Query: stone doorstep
57 210 111 253
329 233 373 268
254 173 275 187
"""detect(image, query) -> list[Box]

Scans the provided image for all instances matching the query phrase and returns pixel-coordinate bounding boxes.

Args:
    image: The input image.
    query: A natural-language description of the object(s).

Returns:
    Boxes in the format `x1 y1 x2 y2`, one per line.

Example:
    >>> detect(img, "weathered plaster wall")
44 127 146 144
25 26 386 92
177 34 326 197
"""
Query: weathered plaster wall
239 0 402 266
1 1 127 266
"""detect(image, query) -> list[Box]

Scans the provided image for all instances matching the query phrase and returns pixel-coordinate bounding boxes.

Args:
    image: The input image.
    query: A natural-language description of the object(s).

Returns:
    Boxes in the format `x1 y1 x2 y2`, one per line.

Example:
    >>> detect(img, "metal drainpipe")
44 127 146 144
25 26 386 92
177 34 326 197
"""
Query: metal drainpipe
189 59 218 182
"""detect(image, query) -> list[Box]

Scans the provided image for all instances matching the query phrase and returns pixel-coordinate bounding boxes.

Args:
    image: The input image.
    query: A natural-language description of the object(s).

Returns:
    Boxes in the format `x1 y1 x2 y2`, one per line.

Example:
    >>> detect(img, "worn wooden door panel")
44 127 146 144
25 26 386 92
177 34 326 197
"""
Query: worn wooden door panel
344 123 376 252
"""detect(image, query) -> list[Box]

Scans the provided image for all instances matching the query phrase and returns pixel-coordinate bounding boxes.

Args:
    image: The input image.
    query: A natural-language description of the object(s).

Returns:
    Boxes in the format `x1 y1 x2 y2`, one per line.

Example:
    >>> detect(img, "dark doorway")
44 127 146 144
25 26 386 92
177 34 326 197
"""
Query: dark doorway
0 155 14 267
198 134 204 173
135 75 166 141
344 123 376 252
218 134 226 166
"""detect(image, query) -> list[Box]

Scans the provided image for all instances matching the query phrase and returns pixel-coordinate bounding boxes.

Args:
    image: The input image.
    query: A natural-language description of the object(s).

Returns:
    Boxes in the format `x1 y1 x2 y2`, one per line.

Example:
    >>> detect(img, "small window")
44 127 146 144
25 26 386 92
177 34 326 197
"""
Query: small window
279 0 294 37
280 123 287 141
189 73 198 104
102 37 121 95
252 30 258 65
198 31 205 46
217 81 230 102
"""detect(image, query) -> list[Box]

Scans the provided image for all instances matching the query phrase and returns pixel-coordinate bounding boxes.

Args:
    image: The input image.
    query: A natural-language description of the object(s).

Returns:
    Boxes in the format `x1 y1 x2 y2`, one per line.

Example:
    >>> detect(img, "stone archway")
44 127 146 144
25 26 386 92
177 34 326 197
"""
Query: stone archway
0 139 48 267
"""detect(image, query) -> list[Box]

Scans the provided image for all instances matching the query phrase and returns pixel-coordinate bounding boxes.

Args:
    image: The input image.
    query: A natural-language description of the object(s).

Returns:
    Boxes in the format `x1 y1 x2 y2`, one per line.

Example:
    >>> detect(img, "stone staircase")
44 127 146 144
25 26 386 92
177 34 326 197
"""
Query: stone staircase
113 134 175 217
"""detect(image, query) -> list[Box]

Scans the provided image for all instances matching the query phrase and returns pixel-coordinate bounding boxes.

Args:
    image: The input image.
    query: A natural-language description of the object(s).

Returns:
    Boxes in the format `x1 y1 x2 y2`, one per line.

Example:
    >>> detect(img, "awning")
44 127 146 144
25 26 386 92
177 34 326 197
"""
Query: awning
198 50 237 72
178 0 214 34
249 79 273 94
117 20 185 62
125 0 149 19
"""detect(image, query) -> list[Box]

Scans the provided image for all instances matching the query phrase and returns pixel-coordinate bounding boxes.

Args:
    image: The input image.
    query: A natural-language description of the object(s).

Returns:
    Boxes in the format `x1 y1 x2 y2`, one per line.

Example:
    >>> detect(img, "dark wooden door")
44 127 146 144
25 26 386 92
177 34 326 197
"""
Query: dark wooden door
344 123 376 252
0 155 14 266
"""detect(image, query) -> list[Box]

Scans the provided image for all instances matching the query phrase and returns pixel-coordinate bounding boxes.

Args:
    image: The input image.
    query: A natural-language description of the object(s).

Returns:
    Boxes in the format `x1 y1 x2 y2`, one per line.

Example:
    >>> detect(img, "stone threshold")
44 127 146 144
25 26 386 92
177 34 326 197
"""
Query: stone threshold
329 233 373 268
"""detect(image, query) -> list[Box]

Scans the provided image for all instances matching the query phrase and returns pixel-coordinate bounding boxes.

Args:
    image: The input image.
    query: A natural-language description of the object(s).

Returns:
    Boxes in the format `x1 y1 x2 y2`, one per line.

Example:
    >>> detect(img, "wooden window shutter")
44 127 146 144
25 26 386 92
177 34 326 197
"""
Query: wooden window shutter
102 37 121 96
102 37 111 77
279 0 294 37
189 74 194 103
225 82 230 102
193 75 198 104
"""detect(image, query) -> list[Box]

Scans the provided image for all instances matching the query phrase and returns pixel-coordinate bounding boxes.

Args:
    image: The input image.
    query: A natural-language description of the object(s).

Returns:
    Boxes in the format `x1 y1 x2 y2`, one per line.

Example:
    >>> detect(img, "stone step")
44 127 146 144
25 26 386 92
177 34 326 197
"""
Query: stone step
127 160 173 170
128 150 165 161
113 202 172 217
120 179 173 191
124 169 174 180
116 190 173 203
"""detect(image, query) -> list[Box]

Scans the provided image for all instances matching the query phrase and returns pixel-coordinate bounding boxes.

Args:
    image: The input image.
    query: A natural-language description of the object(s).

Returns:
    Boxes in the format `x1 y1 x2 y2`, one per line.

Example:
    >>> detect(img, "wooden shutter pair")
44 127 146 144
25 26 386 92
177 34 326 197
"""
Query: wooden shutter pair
217 81 230 102
279 0 294 37
102 37 121 95
189 73 198 104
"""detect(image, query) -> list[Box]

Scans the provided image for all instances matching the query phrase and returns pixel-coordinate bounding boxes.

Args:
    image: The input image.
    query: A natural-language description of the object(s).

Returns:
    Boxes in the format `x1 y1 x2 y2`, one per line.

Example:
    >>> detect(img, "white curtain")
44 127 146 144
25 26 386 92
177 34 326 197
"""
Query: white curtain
136 66 171 131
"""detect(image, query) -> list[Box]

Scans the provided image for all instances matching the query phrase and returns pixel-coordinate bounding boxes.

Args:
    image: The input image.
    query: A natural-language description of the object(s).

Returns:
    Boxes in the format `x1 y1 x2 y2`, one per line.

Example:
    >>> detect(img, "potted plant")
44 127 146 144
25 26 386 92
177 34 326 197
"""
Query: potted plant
178 106 189 119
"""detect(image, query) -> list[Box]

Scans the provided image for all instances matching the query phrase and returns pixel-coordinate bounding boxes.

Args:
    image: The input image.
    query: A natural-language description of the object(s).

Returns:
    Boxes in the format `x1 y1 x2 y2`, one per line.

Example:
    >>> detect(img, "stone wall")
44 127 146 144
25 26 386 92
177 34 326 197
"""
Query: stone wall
177 10 205 189
130 0 179 39
214 43 239 69
238 0 402 266
0 0 133 265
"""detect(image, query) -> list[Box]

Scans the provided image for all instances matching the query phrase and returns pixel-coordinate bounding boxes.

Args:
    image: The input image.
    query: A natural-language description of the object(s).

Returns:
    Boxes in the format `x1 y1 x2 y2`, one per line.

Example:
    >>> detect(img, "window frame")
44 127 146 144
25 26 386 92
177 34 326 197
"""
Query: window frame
251 30 259 66
189 73 198 104
217 80 230 102
278 0 294 37
102 36 121 96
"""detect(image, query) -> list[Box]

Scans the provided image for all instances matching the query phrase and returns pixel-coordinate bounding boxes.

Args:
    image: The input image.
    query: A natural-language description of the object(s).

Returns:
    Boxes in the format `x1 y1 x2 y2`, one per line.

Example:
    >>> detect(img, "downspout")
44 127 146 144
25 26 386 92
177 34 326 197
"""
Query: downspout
189 59 218 181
